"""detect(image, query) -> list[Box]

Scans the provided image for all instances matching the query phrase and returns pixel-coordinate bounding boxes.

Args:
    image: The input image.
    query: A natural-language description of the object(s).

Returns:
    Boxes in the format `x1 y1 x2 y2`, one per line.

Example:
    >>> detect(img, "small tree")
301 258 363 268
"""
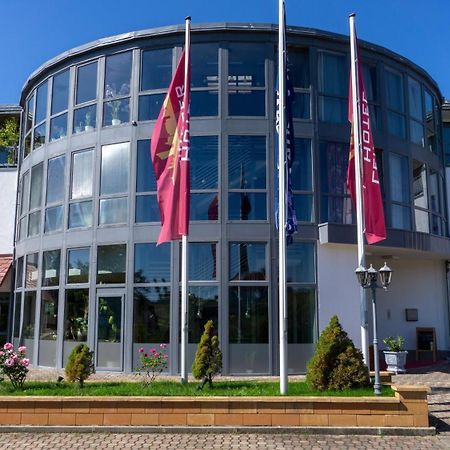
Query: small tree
65 343 95 387
192 320 222 389
306 315 369 391
0 118 19 165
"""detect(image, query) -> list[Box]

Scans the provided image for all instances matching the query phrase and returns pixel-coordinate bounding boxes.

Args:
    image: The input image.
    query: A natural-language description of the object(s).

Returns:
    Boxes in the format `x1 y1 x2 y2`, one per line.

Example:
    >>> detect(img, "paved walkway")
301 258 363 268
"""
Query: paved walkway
2 363 449 449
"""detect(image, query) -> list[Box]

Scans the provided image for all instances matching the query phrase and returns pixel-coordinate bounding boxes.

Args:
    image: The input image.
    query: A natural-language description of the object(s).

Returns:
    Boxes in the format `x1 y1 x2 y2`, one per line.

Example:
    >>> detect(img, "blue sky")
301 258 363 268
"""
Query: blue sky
1 0 448 103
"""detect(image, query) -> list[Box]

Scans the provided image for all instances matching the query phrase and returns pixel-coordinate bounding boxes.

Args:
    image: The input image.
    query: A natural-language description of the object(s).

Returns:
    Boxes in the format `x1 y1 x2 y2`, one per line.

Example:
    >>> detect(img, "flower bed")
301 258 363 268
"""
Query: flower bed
0 385 429 428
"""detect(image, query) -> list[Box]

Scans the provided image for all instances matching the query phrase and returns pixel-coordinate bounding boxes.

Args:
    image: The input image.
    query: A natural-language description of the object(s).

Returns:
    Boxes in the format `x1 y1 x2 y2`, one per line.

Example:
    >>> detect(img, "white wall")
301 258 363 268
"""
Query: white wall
317 244 450 354
0 168 17 254
317 244 362 348
368 256 449 353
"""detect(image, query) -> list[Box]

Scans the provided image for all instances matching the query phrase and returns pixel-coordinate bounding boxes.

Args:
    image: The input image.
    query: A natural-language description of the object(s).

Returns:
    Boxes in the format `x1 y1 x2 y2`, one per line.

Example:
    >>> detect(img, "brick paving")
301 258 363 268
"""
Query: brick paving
0 363 447 449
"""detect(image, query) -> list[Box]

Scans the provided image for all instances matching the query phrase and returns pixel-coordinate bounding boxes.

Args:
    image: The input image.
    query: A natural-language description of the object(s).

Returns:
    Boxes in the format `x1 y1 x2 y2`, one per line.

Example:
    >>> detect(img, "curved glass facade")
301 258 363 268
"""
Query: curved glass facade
14 24 447 374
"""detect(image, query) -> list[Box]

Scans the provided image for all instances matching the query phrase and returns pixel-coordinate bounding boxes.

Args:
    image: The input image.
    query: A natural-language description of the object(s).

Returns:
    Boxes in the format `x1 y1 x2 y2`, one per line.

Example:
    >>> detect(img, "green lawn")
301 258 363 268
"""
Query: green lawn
0 380 394 397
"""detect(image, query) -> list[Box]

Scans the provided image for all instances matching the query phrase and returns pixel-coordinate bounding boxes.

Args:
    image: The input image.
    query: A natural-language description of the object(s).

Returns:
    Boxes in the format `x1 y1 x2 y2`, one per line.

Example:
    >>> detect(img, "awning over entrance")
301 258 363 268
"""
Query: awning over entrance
0 255 12 288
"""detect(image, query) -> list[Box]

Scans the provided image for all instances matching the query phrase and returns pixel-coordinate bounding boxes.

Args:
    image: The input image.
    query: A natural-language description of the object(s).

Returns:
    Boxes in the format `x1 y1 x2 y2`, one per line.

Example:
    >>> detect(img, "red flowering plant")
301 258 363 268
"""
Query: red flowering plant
135 344 169 385
0 342 30 389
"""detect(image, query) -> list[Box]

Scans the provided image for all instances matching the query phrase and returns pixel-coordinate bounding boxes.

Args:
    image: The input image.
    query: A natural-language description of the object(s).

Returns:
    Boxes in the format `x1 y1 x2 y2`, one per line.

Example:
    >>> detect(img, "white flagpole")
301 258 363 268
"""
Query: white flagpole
180 15 191 385
349 13 369 366
278 0 288 395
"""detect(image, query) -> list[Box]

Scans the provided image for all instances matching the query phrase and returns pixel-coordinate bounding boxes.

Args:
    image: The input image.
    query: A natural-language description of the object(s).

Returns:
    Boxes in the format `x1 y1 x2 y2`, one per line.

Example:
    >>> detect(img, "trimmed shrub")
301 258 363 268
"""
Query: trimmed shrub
306 315 369 391
192 320 222 389
65 343 95 387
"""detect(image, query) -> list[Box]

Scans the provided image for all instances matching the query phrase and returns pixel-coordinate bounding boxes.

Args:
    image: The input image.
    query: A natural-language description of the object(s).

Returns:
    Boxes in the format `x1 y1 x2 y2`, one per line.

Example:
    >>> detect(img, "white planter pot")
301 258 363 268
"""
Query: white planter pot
111 119 121 126
384 350 408 374
84 125 94 132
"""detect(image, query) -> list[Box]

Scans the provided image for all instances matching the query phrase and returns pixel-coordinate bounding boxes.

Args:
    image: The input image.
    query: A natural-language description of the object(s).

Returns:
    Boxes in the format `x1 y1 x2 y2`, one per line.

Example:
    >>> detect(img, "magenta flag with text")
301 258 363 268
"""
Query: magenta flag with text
151 48 191 245
347 49 386 244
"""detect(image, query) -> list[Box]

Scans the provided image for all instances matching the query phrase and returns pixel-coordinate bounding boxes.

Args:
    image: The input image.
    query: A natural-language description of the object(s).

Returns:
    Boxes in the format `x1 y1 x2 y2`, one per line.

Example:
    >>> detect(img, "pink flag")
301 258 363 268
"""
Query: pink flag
347 50 386 244
151 48 190 245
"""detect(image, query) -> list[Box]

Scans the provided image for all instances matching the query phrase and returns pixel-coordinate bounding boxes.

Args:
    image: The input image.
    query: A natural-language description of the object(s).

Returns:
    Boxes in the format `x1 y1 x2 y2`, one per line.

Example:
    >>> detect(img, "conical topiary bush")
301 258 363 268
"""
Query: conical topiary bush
306 315 369 391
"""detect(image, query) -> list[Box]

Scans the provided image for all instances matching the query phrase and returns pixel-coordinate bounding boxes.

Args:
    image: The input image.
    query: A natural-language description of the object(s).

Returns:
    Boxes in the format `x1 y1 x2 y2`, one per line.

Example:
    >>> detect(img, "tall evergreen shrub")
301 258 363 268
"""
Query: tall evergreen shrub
306 315 369 391
65 343 95 387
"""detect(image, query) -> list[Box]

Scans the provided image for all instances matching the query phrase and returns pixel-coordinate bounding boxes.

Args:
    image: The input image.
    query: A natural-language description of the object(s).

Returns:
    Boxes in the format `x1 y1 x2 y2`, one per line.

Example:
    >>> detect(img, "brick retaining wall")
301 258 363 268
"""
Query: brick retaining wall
0 385 428 428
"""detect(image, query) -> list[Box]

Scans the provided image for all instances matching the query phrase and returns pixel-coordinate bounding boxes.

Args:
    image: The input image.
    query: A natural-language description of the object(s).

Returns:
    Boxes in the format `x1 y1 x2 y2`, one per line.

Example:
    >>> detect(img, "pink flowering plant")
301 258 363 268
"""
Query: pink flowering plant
135 344 168 384
0 343 29 389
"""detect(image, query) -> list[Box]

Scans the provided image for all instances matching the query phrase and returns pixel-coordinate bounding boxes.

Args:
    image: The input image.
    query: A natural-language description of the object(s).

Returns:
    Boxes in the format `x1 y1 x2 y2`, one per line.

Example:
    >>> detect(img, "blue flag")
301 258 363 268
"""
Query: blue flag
275 11 298 245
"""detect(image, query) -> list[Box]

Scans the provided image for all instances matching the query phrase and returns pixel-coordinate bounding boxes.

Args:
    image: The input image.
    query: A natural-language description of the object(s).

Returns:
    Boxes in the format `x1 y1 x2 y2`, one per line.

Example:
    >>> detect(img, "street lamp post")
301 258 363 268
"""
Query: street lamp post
355 262 393 396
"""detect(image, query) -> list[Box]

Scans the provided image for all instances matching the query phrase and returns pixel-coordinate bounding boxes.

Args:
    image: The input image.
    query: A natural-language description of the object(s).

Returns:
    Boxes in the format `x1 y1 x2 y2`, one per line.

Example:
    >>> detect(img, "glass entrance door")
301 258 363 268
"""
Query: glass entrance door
96 292 124 370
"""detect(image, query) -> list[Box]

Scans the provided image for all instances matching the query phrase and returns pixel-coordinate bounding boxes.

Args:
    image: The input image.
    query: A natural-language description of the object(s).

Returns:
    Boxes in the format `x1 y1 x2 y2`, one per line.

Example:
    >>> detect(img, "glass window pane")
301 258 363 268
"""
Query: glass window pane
429 171 441 214
137 139 156 192
101 142 129 195
287 243 315 283
51 70 69 115
318 96 347 124
141 48 172 91
30 162 43 210
16 257 24 289
69 201 92 229
103 98 130 126
190 193 218 221
33 123 46 149
50 113 68 141
408 77 422 120
25 253 39 289
320 194 353 225
19 217 27 241
415 208 429 233
44 205 63 233
99 197 128 225
135 195 159 223
22 292 36 362
188 286 218 343
133 287 170 343
46 155 65 204
191 43 218 88
425 91 436 152
71 149 94 199
24 133 32 157
391 204 411 230
26 94 34 132
387 111 406 139
362 64 377 102
228 192 266 220
138 94 165 121
410 120 424 146
229 242 266 281
288 48 309 89
389 153 409 203
294 194 314 223
42 250 60 287
67 248 90 284
28 211 41 236
229 90 265 116
319 142 349 195
292 92 310 120
229 286 268 343
191 136 218 189
76 62 97 104
40 290 58 340
73 105 97 133
228 136 266 189
35 81 48 124
20 171 30 215
385 70 404 112
288 287 316 344
292 138 312 190
229 43 265 87
318 52 347 96
189 243 216 281
63 289 89 364
191 91 218 117
413 161 428 209
13 294 21 338
97 244 126 284
134 243 170 283
104 52 132 98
